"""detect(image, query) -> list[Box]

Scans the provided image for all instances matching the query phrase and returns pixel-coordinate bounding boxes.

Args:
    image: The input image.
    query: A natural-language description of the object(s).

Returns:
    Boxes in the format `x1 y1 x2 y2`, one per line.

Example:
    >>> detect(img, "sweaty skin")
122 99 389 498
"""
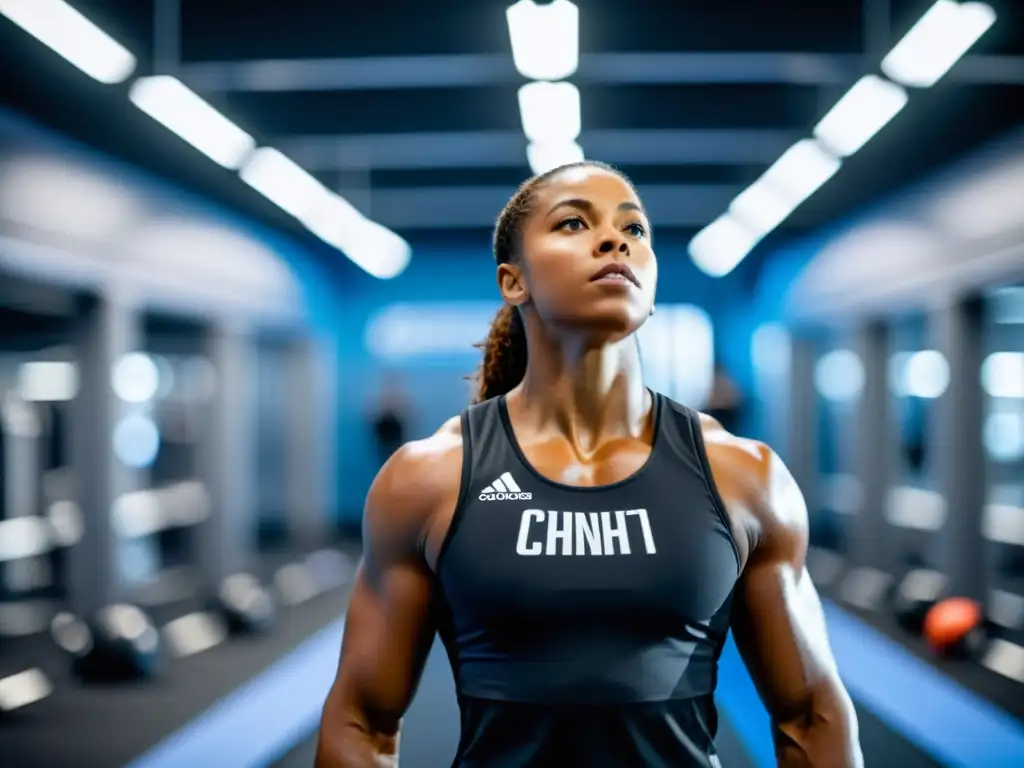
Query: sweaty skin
316 164 860 767
313 408 863 767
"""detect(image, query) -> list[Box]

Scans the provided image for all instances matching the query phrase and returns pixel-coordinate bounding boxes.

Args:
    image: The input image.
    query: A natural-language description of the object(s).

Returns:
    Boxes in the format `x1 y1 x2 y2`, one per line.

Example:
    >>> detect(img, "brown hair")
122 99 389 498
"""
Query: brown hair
472 160 632 403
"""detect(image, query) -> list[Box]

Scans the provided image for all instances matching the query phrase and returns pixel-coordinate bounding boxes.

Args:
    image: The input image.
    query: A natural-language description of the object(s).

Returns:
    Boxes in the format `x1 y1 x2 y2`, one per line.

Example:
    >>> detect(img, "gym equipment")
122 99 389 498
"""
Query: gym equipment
273 549 353 608
923 597 986 659
837 566 893 611
304 548 353 592
52 604 162 683
0 662 53 718
212 572 276 635
892 567 949 632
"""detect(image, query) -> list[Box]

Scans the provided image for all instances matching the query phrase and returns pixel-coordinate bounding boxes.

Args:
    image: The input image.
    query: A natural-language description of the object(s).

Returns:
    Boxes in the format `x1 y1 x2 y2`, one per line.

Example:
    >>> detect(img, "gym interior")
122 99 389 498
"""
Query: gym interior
0 2 1022 766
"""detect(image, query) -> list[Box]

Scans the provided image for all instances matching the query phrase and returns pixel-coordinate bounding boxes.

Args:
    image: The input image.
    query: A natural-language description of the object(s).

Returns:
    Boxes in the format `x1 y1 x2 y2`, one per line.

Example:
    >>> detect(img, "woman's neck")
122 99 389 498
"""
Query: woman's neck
514 333 651 454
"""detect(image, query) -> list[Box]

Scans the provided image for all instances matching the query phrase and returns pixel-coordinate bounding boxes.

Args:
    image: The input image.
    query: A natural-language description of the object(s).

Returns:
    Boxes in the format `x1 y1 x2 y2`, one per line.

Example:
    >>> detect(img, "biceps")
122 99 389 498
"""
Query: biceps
731 562 840 720
328 561 437 732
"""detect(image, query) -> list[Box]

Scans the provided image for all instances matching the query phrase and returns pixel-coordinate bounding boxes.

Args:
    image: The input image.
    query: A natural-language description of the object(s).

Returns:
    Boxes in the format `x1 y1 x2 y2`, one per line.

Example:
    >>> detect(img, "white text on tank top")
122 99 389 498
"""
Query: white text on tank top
515 508 657 557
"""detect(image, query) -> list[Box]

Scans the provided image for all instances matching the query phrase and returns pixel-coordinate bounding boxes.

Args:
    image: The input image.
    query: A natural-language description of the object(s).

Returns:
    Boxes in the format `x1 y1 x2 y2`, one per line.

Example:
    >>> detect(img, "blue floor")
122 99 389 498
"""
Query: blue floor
129 601 1024 768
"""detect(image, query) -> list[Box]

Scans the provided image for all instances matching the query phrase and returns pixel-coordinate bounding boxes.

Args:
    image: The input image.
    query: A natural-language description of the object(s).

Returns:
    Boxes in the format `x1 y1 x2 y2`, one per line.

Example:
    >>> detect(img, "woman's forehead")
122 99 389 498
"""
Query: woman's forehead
540 166 640 207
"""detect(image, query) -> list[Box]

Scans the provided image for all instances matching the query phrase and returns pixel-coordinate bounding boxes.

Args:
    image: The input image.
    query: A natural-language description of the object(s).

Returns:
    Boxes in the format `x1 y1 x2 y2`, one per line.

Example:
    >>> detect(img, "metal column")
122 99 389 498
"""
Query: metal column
1 393 43 595
753 325 791 460
787 335 819 512
195 321 256 589
68 294 141 617
850 321 891 571
2 398 40 522
930 297 987 601
284 336 337 549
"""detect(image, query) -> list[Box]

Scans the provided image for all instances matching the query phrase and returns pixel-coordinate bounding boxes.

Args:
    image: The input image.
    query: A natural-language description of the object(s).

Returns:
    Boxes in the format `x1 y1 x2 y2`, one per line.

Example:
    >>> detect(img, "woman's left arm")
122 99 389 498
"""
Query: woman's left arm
728 447 863 768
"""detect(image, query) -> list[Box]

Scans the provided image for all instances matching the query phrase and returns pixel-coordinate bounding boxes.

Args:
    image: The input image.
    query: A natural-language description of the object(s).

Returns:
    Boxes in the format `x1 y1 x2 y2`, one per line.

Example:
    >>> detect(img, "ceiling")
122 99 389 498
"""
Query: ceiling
0 0 1021 271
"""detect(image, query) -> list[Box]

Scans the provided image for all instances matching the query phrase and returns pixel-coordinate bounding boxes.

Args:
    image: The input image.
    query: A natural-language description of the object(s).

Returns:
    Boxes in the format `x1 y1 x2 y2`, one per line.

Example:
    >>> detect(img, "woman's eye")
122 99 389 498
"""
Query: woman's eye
626 223 647 238
558 216 586 231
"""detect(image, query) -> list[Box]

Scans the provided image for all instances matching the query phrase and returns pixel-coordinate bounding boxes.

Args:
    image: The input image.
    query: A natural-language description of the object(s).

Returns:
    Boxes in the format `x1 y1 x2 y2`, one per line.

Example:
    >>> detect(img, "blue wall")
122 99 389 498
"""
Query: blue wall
328 234 815 521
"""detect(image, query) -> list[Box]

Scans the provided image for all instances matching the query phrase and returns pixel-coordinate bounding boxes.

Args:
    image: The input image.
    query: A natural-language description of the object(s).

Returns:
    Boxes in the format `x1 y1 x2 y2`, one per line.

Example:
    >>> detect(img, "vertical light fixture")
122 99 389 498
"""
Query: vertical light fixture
506 1 584 174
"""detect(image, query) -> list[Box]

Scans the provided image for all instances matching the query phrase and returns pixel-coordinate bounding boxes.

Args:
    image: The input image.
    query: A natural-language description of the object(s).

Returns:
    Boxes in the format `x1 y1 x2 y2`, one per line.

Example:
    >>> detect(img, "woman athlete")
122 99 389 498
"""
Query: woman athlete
315 161 862 767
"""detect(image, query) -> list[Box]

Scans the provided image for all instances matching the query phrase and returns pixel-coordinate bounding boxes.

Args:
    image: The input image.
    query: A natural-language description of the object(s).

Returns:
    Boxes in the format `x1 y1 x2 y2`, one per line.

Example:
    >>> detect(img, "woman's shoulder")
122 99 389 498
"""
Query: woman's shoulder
364 415 466 535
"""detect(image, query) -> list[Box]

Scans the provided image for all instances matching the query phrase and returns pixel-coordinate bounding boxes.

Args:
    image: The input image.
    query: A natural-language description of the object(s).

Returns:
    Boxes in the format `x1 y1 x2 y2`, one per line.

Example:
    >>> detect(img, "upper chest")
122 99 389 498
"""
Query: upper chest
423 429 654 570
423 399 753 574
513 431 653 488
437 439 741 620
436 480 740 631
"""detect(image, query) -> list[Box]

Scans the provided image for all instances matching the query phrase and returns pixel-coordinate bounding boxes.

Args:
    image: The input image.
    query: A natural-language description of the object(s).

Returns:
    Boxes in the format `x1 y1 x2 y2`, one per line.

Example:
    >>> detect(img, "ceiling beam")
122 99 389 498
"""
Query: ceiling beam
278 129 801 171
362 184 738 230
179 52 1024 92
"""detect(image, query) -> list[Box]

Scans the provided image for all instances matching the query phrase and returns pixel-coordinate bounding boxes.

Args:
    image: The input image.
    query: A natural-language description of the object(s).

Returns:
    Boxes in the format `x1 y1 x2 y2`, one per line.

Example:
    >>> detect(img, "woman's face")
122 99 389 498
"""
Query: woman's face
501 166 657 342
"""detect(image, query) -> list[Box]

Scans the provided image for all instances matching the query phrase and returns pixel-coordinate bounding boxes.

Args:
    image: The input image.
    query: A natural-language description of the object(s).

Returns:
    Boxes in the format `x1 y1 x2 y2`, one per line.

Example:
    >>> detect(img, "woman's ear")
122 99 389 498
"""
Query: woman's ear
497 263 529 307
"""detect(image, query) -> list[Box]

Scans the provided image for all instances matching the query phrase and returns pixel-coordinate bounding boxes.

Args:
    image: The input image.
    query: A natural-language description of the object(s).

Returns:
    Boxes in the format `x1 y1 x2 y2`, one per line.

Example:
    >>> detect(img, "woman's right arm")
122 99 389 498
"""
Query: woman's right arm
314 423 463 767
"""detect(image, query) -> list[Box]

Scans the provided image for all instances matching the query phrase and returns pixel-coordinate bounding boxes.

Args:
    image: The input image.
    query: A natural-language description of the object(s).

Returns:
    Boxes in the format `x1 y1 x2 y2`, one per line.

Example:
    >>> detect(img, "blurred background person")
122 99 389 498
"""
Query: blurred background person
367 372 411 470
706 361 744 434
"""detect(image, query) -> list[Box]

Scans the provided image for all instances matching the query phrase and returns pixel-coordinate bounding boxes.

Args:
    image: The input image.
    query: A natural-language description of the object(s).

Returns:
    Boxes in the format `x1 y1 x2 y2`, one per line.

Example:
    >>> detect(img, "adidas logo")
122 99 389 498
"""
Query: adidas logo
479 472 532 501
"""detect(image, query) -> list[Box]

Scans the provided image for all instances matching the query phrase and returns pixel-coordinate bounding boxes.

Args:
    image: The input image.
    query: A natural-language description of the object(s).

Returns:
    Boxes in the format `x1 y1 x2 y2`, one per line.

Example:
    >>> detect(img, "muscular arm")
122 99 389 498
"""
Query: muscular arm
713 433 862 767
315 424 461 767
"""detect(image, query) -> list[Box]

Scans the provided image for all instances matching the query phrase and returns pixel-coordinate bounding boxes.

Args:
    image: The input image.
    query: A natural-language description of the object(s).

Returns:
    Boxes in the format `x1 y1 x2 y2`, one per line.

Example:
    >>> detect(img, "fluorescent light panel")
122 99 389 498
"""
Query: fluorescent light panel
728 181 796 235
17 361 78 402
242 149 410 280
129 76 255 169
518 81 582 144
506 0 579 81
305 196 411 280
689 214 761 278
761 139 842 207
814 75 908 157
717 138 840 256
338 219 412 281
3 0 411 282
0 0 136 84
240 148 327 219
527 141 585 174
694 0 997 279
882 0 997 88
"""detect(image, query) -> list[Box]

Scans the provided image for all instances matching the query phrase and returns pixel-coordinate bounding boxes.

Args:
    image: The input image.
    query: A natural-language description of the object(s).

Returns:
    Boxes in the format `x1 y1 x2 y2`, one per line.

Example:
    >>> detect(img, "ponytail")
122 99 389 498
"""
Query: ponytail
473 304 527 403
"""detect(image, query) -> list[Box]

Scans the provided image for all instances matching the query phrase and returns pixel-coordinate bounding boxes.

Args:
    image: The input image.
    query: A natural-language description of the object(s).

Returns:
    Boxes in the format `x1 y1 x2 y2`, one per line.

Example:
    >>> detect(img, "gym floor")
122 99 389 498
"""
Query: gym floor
0 543 350 768
268 625 944 768
271 638 759 768
2 538 1023 767
0 589 344 767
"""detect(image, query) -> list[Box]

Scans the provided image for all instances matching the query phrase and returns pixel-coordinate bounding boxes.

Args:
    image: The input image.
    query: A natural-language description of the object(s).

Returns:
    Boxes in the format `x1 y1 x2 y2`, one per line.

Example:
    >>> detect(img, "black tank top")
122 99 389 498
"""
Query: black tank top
434 393 741 767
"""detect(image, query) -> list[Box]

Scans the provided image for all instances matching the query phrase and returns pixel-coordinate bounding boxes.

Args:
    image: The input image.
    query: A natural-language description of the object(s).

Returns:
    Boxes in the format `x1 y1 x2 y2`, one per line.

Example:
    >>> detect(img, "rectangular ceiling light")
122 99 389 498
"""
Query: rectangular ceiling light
814 75 908 157
518 81 581 143
882 0 997 88
688 214 762 278
129 76 255 169
760 139 842 209
331 217 412 281
704 139 841 272
506 0 579 81
240 147 327 219
728 180 797 236
242 148 411 279
0 0 136 84
17 361 78 402
305 194 411 280
526 141 584 174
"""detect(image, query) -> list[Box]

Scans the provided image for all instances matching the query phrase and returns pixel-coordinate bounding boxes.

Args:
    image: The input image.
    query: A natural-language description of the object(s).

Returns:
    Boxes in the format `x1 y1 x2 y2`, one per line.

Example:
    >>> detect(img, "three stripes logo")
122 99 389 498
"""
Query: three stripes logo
479 472 532 501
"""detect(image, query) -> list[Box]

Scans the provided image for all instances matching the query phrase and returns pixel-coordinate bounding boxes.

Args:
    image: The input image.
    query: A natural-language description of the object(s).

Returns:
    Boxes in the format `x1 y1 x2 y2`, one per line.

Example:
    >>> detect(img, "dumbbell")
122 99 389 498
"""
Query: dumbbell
51 604 162 683
211 573 276 636
892 567 949 633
